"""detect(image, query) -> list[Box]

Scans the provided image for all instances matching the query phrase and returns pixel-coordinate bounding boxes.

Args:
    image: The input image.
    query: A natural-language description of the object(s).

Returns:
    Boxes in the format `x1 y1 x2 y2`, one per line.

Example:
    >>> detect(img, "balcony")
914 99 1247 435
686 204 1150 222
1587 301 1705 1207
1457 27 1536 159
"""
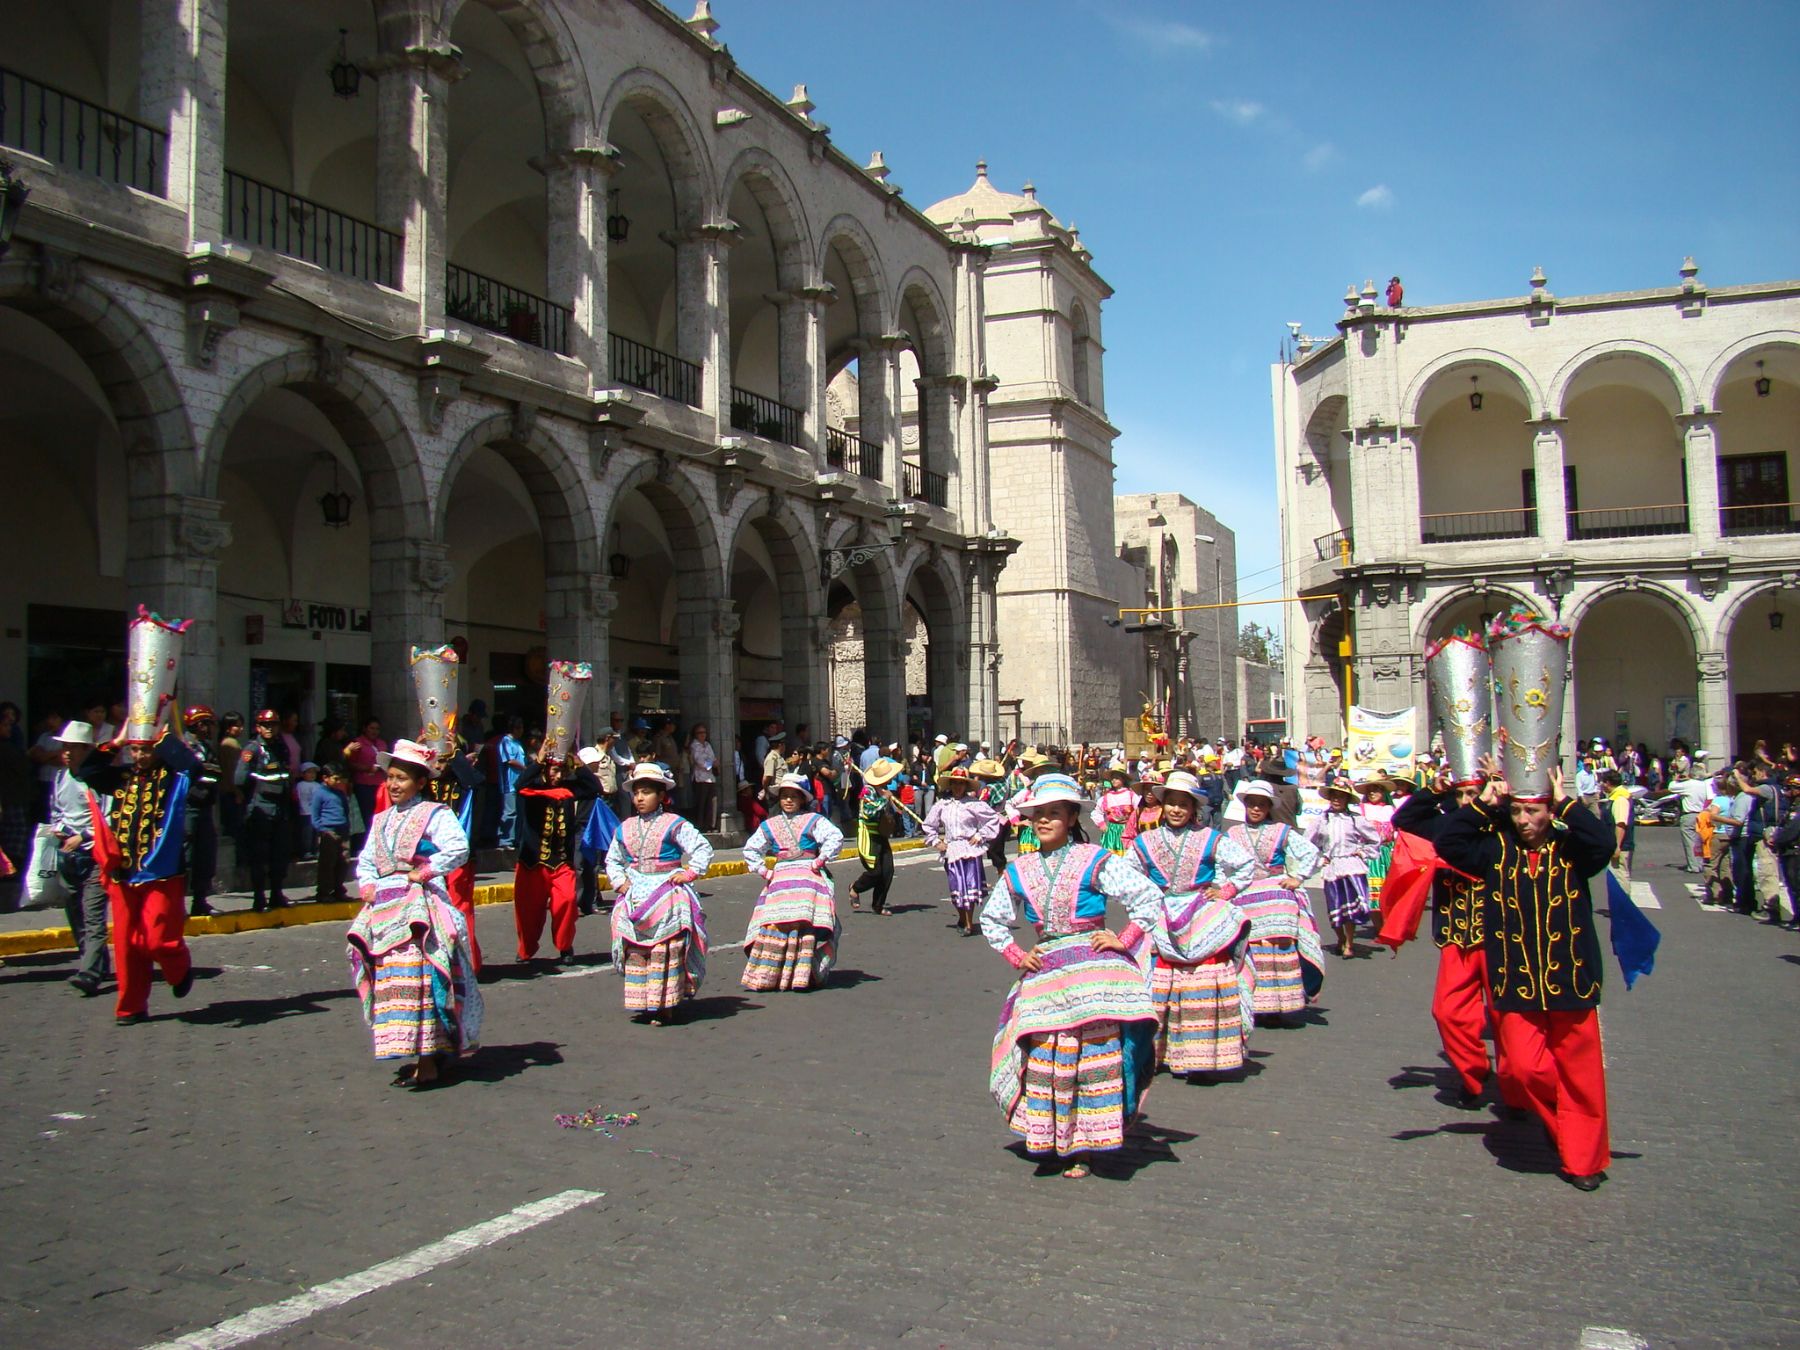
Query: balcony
445 262 570 355
1720 501 1800 538
1314 528 1352 564
1419 508 1536 544
903 460 948 509
825 425 883 480
608 332 700 407
0 66 165 195
224 171 399 287
730 387 804 446
1566 504 1689 540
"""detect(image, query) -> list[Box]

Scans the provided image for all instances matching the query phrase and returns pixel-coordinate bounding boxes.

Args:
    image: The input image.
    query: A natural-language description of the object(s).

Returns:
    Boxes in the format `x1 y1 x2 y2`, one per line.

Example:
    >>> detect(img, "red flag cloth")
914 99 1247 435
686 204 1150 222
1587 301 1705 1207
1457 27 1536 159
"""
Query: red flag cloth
88 791 123 882
1375 830 1442 950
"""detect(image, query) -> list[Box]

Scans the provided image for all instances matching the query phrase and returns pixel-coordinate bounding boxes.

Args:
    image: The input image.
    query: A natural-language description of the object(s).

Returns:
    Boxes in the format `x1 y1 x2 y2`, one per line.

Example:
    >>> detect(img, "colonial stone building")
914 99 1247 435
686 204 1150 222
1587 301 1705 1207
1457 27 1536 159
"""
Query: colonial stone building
1273 266 1800 761
0 0 1028 814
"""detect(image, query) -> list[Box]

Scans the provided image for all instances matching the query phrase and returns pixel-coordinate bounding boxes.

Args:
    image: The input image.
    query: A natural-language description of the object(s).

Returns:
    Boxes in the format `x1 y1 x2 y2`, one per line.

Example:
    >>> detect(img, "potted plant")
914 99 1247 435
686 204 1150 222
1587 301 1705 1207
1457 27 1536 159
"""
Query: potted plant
504 302 540 344
730 399 758 431
756 417 785 441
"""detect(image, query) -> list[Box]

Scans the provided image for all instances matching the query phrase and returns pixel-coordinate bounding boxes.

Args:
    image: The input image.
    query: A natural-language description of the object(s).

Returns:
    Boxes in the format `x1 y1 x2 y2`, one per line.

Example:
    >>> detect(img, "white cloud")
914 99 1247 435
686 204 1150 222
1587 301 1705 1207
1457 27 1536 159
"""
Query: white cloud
1302 141 1336 172
1111 15 1215 54
1210 98 1265 126
1356 184 1395 210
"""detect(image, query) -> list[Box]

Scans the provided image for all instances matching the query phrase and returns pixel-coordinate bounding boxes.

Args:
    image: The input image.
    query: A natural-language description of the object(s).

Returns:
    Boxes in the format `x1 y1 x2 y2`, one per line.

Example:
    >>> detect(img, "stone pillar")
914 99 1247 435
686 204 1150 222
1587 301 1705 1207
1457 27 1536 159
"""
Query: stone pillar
858 337 905 497
1697 648 1731 765
1176 639 1194 738
951 241 994 531
369 538 449 730
126 494 231 711
674 595 739 835
1682 415 1722 544
862 623 907 744
544 573 609 736
139 0 228 244
775 289 828 457
1531 422 1569 545
542 145 608 375
781 609 830 740
371 34 462 313
675 224 735 424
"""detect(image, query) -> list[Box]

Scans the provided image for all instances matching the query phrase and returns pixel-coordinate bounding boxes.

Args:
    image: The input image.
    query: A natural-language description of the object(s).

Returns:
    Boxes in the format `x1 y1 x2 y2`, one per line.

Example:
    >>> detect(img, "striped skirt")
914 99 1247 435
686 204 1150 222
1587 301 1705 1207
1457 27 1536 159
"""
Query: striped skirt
369 943 455 1061
1150 959 1245 1073
1324 874 1372 926
1249 940 1306 1014
1011 1023 1129 1157
622 933 692 1013
741 926 828 992
1366 839 1394 909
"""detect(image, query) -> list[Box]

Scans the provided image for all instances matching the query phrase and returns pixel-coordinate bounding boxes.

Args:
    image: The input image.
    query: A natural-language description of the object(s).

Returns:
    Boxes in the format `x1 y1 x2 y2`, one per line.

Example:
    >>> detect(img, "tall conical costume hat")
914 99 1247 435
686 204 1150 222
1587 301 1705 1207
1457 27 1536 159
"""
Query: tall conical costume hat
545 660 592 761
125 605 193 744
409 644 460 770
1487 609 1571 802
1424 625 1494 787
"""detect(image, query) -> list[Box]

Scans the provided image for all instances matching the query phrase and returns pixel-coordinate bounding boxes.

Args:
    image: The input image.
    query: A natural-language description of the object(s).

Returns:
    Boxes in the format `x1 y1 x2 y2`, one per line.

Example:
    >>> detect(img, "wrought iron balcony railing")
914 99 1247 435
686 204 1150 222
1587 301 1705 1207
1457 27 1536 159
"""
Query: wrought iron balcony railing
608 332 700 407
225 170 399 287
730 387 804 446
0 66 165 194
1419 508 1537 544
1566 504 1689 540
446 262 570 355
1720 501 1800 537
825 425 883 481
903 460 948 508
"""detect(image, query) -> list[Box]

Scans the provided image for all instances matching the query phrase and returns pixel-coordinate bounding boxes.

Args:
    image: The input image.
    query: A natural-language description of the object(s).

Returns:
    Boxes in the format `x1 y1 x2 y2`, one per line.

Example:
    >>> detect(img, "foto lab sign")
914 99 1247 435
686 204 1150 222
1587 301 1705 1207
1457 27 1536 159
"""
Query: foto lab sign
282 600 371 633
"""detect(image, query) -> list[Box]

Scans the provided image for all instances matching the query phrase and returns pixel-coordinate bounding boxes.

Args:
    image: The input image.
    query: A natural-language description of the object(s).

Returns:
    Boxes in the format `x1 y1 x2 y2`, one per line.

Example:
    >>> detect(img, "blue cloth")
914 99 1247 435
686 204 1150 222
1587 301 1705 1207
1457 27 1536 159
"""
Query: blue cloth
311 784 349 831
579 797 621 865
1604 869 1660 990
128 771 190 885
857 745 879 773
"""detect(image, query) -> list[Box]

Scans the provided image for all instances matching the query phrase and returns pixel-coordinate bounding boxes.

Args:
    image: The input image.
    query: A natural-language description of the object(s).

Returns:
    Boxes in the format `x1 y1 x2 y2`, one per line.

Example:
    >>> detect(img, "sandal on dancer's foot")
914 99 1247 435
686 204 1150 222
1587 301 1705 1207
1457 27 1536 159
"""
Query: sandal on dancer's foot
391 1064 418 1086
1061 1160 1091 1180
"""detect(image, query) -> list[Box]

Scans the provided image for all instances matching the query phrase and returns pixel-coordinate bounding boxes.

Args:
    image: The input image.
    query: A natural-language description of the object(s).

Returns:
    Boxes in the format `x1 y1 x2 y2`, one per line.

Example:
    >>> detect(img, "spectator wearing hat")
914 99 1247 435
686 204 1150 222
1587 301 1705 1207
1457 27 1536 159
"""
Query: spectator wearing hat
1305 776 1384 958
236 710 295 911
739 772 845 988
923 764 1003 934
47 722 110 993
606 761 714 1023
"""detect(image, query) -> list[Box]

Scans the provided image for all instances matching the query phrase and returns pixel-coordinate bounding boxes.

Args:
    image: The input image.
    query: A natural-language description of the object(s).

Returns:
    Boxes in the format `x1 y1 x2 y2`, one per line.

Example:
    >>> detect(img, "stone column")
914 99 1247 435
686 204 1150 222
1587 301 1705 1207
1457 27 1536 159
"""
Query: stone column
781 609 830 740
544 573 610 736
858 337 903 496
1531 421 1568 545
126 493 231 711
139 0 228 244
674 224 735 424
862 625 907 744
674 595 739 835
1682 415 1722 545
369 538 449 730
541 144 608 374
1176 639 1194 738
1696 648 1731 765
775 288 829 457
370 34 462 313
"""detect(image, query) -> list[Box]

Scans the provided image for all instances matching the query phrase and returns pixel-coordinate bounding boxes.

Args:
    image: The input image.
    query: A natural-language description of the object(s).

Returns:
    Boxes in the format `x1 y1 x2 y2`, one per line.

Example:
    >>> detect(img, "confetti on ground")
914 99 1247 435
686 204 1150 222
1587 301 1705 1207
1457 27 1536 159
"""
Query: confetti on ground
554 1108 641 1139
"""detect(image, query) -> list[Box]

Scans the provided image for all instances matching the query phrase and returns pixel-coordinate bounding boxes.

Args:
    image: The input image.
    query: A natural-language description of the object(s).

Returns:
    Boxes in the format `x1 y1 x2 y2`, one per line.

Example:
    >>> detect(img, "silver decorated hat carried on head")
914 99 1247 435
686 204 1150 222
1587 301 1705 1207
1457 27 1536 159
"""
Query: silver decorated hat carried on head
409 643 461 770
1487 609 1572 802
125 605 193 744
1424 626 1494 787
545 660 593 761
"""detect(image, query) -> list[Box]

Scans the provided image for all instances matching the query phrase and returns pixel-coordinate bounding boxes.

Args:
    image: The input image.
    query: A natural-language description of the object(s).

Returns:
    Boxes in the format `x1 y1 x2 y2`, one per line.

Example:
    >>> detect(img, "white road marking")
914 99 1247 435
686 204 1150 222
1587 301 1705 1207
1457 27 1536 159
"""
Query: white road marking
1684 881 1730 913
1580 1327 1649 1349
49 1112 88 1121
141 1189 604 1350
1627 882 1662 910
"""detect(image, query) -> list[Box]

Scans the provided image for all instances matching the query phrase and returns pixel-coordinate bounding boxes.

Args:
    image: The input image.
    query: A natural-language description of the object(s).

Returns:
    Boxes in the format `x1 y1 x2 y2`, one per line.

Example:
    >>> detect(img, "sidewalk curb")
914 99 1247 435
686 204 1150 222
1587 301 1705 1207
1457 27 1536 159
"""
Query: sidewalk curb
0 838 928 958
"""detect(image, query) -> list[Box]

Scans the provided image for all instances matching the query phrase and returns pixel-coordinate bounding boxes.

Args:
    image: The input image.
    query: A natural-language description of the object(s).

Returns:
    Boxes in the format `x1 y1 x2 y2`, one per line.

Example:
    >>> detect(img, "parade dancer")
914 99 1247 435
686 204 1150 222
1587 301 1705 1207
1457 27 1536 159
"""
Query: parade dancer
1124 770 1258 1080
1122 768 1163 848
972 758 1015 875
1091 765 1137 855
1359 778 1400 914
1306 775 1384 957
347 739 482 1089
922 764 1002 934
740 772 845 990
1226 780 1327 1024
77 608 203 1025
513 748 600 966
606 763 713 1024
849 757 904 915
982 773 1167 1179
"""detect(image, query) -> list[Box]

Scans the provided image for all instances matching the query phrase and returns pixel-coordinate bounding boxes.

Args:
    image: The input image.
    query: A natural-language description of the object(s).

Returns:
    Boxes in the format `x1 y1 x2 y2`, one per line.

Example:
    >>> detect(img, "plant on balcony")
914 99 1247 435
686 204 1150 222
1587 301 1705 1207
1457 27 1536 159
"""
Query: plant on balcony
504 302 541 344
730 399 759 431
756 417 785 441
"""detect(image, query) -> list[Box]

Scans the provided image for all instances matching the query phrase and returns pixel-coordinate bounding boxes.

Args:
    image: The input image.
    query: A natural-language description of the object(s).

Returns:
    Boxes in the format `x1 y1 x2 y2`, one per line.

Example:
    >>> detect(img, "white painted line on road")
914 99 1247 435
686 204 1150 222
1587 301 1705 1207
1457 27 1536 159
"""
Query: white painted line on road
141 1188 605 1350
1580 1327 1649 1349
1628 882 1661 910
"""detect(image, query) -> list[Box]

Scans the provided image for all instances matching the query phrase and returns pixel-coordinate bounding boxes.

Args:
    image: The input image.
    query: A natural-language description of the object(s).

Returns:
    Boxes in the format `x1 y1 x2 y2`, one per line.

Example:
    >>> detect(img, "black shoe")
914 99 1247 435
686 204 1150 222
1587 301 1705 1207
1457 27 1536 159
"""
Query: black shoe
1453 1089 1486 1110
68 973 101 997
115 1012 148 1027
171 969 194 1000
251 895 268 913
1565 1171 1607 1192
189 902 215 918
269 892 291 909
557 949 576 966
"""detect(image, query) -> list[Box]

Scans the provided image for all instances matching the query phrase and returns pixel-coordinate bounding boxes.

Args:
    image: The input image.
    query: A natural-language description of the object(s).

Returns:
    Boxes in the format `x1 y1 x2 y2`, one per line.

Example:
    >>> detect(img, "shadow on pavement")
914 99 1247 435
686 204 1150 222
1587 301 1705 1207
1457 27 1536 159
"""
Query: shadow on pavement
825 968 883 988
681 994 759 1022
1781 954 1800 967
179 986 355 1028
460 1040 564 1083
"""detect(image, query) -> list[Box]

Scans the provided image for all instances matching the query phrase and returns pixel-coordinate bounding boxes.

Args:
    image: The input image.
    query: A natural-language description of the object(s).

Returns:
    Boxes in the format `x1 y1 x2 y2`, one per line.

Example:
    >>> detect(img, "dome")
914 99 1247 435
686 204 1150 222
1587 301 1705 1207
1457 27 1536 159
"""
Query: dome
925 160 1061 235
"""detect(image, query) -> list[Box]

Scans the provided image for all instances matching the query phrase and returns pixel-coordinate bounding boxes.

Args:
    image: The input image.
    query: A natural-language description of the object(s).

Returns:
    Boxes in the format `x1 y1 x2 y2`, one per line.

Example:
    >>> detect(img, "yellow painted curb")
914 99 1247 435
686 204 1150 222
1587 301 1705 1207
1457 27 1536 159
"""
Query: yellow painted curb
0 837 930 958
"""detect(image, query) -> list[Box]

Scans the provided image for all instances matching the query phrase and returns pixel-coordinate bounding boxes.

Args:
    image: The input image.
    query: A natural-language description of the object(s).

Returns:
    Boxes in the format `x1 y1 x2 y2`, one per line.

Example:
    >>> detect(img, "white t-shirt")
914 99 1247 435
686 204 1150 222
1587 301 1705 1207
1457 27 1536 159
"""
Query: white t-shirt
689 740 716 783
1671 778 1714 814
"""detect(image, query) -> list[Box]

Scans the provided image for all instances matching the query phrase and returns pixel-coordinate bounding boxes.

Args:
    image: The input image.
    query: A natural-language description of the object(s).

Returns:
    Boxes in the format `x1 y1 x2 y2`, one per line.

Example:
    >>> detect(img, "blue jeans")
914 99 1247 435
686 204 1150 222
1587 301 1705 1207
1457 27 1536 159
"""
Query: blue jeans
499 788 519 848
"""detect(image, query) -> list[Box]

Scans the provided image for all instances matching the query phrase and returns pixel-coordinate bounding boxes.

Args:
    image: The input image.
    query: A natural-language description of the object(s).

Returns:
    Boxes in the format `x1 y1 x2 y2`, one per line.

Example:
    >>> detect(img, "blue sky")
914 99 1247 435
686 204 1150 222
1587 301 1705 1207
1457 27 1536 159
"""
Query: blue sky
718 1 1800 617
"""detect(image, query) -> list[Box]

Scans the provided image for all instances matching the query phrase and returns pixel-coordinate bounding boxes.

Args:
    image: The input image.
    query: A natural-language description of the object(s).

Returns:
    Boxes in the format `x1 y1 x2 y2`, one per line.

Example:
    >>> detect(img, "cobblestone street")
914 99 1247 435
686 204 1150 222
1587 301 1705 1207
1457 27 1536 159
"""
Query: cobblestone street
1 829 1795 1348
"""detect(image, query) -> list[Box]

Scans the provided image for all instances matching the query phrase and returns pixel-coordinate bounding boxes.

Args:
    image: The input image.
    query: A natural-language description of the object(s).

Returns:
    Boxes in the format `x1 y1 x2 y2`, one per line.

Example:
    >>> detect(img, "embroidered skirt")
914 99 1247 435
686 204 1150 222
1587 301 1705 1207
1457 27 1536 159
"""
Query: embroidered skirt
369 943 455 1061
741 925 829 991
1366 839 1394 908
944 855 986 911
1098 821 1126 855
1249 940 1306 1014
622 933 692 1013
1324 874 1371 926
1150 958 1246 1073
1012 1023 1131 1157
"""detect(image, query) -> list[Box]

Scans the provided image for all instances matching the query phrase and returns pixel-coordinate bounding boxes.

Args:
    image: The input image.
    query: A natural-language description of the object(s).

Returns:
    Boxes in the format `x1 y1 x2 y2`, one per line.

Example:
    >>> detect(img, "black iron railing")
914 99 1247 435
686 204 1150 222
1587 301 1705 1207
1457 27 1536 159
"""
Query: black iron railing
224 170 399 286
445 262 570 355
1566 504 1689 540
0 66 165 194
1314 527 1352 563
825 425 883 480
1419 508 1537 544
1720 501 1800 537
903 460 948 508
608 332 700 406
730 386 803 445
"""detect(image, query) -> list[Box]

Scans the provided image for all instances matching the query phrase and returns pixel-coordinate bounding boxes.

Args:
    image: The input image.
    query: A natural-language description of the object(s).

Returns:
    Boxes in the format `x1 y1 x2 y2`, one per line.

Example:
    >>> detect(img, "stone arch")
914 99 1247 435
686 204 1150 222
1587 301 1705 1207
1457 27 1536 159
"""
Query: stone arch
818 213 891 341
720 148 813 291
0 257 195 497
1714 577 1797 651
1548 340 1696 418
1566 579 1705 756
894 267 952 374
724 492 825 735
1703 331 1800 408
1402 348 1545 425
435 413 599 570
441 0 595 145
1564 578 1706 652
597 68 711 230
597 454 723 596
200 350 425 527
1411 584 1539 650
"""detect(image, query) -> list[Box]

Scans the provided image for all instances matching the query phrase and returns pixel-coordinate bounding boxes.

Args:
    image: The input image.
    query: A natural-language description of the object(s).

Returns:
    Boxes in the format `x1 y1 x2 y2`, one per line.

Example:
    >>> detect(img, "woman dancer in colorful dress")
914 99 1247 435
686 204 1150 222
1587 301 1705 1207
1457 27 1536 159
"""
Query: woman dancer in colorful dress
1225 779 1327 1025
347 740 483 1089
972 758 1016 876
606 763 713 1024
1123 768 1164 848
1125 770 1259 1080
1306 775 1385 957
982 773 1167 1180
740 772 844 990
923 764 1004 934
1091 765 1137 854
1358 778 1400 914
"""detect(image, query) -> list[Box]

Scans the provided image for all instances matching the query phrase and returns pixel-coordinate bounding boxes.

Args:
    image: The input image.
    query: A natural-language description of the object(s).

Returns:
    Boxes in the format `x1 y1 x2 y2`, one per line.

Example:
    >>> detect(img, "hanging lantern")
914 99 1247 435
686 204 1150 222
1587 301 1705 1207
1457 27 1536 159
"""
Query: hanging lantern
330 29 362 100
606 188 631 244
1755 360 1772 398
319 457 354 528
1468 374 1483 412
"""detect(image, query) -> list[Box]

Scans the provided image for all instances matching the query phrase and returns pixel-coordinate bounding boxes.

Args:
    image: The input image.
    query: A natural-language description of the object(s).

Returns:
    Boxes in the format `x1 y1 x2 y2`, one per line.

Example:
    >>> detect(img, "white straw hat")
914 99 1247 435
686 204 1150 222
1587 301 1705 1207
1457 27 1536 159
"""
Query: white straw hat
378 739 439 773
1016 772 1088 811
774 772 814 800
626 761 676 790
56 721 95 746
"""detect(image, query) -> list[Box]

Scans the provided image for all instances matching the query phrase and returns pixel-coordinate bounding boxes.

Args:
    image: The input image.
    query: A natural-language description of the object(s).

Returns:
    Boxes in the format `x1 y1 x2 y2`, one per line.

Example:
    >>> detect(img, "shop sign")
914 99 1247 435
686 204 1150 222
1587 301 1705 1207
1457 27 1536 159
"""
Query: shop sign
282 600 371 633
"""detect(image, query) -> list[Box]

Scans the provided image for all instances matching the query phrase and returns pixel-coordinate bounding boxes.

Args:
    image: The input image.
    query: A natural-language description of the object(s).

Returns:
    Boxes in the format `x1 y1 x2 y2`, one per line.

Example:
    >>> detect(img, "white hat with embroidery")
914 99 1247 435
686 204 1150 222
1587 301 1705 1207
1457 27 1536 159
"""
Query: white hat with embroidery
626 761 676 790
378 738 439 773
1016 772 1088 812
774 772 814 801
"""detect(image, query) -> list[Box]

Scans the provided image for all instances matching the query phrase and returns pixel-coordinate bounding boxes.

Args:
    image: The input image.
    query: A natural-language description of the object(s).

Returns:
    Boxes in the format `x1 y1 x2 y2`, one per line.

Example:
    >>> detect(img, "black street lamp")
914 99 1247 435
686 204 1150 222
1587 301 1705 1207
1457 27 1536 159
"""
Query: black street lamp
1468 374 1483 412
319 457 354 528
606 189 631 244
0 160 30 260
1755 360 1772 398
330 29 362 100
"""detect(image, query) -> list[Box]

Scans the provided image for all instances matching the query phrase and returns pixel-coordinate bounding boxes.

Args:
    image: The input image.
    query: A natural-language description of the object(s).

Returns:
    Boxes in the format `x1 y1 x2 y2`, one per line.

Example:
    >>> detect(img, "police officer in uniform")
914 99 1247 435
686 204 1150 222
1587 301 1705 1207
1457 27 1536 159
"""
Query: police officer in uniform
235 709 293 911
182 705 223 916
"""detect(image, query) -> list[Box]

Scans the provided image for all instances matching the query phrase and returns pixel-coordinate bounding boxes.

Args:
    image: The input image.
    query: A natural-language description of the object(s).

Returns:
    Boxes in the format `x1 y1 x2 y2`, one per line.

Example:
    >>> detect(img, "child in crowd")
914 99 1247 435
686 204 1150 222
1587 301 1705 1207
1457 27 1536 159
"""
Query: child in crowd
293 762 321 861
311 765 352 902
